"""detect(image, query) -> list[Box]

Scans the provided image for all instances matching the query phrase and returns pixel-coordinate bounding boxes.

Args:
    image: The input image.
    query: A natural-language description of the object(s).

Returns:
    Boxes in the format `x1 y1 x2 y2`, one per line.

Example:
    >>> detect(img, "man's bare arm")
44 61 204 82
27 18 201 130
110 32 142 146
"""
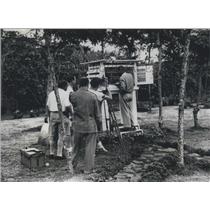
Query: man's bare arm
103 87 112 100
45 106 50 123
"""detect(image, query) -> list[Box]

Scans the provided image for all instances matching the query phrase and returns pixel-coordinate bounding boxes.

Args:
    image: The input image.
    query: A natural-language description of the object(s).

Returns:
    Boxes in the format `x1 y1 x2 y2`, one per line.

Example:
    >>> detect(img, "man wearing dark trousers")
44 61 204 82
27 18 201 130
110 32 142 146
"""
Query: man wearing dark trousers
70 77 101 174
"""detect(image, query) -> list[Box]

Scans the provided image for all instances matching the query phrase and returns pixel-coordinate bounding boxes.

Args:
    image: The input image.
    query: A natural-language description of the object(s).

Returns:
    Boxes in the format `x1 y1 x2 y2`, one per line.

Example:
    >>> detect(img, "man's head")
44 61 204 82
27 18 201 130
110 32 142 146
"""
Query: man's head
68 76 76 85
125 69 132 73
90 77 101 90
79 77 89 87
58 80 68 91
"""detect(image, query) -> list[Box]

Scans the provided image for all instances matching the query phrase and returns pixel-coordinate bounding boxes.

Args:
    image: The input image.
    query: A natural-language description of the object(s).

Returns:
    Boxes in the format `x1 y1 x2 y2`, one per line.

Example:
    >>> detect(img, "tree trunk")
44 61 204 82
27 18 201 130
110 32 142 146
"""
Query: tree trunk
148 45 151 62
49 58 65 136
45 32 72 168
45 33 65 136
101 40 104 59
193 106 200 128
173 68 176 104
147 45 152 112
204 71 208 98
193 69 202 128
177 31 191 166
157 32 163 129
46 73 54 97
45 32 54 97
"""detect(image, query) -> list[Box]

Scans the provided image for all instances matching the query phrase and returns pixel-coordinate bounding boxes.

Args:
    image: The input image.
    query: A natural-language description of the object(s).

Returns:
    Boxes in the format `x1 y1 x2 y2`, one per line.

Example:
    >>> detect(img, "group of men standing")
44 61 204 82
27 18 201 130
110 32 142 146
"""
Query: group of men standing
46 71 135 174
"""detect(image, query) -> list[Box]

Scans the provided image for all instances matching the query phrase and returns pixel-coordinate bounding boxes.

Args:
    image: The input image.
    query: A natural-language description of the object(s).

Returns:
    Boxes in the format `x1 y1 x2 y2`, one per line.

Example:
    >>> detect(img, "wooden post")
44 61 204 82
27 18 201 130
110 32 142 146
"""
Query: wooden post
148 84 152 112
132 62 139 127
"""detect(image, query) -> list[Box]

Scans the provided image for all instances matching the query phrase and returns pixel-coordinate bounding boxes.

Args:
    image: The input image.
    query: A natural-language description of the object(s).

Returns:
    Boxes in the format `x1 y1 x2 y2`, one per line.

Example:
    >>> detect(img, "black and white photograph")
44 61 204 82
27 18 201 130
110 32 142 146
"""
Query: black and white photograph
1 1 210 210
1 28 210 182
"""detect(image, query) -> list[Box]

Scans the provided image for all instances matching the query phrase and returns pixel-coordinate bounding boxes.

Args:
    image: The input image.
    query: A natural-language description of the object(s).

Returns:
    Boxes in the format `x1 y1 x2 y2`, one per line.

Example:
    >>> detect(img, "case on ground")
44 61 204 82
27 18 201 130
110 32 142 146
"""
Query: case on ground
20 148 45 169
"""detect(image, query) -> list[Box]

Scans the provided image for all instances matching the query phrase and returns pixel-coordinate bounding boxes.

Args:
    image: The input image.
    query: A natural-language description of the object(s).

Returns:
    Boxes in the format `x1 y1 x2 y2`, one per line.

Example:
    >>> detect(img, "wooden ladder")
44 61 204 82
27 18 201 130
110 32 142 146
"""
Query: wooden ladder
107 101 122 141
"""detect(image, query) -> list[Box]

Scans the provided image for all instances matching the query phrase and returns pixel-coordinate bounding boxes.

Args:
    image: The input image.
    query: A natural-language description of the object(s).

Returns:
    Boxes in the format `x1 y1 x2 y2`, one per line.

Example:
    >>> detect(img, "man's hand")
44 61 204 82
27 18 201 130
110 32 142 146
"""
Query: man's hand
64 106 72 118
97 122 102 132
46 106 50 122
115 82 120 87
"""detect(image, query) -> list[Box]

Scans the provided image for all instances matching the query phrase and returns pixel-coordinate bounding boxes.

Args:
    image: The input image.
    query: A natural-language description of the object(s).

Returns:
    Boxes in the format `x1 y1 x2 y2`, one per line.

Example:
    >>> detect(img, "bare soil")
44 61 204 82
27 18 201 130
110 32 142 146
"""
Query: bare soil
1 106 210 182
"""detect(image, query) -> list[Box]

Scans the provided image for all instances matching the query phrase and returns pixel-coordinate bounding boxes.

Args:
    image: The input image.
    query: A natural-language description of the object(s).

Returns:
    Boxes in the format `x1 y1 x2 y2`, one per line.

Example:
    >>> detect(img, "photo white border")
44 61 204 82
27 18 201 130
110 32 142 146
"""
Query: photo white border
0 0 210 28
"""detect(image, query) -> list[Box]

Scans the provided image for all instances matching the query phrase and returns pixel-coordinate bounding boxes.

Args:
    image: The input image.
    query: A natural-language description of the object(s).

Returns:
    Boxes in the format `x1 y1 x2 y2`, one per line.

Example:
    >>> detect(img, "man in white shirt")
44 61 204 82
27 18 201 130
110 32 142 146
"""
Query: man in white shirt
46 80 73 159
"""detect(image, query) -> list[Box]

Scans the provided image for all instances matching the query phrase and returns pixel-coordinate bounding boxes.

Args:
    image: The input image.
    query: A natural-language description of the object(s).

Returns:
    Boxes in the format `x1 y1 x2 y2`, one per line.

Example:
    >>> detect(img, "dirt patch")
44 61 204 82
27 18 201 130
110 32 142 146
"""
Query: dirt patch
1 106 210 182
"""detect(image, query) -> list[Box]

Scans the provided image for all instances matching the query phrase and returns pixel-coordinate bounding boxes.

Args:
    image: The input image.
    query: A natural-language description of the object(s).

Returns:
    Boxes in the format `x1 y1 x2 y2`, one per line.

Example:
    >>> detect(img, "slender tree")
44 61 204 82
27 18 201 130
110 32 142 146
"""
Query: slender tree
177 30 191 166
44 32 65 138
143 29 172 129
157 31 163 129
193 67 202 128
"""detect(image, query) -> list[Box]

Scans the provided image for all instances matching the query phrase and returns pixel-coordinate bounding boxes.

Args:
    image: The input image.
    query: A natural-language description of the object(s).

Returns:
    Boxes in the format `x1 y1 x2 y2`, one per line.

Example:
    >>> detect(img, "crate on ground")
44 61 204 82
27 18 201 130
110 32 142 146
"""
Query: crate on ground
20 148 45 169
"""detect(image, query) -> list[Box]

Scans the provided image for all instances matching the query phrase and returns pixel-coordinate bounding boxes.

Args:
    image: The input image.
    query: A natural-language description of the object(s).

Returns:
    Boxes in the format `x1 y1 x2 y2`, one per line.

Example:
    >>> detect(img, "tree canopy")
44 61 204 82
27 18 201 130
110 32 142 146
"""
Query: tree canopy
1 29 210 114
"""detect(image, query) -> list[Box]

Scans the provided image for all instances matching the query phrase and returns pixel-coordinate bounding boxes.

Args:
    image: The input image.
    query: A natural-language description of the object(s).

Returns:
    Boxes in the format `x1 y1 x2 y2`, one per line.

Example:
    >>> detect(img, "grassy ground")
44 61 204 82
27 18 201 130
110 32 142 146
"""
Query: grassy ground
1 106 210 182
138 106 210 149
138 106 210 181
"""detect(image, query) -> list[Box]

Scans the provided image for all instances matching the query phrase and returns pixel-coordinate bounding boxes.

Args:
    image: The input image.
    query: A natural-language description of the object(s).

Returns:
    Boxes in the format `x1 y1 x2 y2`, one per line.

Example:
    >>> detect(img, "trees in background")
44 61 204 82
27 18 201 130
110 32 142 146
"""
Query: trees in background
86 29 112 58
1 29 102 114
109 29 144 59
189 30 210 128
141 29 179 129
2 30 48 113
2 29 210 118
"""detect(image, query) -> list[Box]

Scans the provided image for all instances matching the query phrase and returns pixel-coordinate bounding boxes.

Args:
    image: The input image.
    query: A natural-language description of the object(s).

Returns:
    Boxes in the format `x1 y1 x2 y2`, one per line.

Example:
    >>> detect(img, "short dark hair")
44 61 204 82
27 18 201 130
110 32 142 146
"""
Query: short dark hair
58 80 68 90
79 77 89 87
90 77 101 89
68 75 75 82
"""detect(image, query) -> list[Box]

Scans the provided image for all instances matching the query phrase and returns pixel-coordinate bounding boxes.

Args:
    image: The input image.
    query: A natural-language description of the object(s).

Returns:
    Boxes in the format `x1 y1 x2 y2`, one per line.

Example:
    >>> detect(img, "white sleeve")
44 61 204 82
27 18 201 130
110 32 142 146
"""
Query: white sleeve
64 92 71 107
97 91 105 102
46 93 50 107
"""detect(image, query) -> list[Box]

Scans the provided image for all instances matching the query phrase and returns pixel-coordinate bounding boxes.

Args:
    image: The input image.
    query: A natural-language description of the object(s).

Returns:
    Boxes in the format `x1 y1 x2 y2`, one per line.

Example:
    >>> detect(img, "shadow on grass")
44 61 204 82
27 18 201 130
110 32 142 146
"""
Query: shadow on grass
187 126 210 132
22 125 42 133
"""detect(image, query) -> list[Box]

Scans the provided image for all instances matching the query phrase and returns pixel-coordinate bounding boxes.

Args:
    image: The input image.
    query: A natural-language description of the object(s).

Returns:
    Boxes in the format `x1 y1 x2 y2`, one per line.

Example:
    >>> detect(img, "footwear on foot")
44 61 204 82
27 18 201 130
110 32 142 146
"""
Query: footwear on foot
120 127 132 132
84 169 96 175
63 147 72 159
97 141 108 152
48 154 55 159
55 156 65 160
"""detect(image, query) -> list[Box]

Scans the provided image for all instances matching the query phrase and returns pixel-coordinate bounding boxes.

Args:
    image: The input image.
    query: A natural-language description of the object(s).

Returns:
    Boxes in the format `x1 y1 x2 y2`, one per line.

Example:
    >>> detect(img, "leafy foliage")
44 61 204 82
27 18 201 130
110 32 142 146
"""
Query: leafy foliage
2 29 210 115
2 30 48 112
1 30 102 113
